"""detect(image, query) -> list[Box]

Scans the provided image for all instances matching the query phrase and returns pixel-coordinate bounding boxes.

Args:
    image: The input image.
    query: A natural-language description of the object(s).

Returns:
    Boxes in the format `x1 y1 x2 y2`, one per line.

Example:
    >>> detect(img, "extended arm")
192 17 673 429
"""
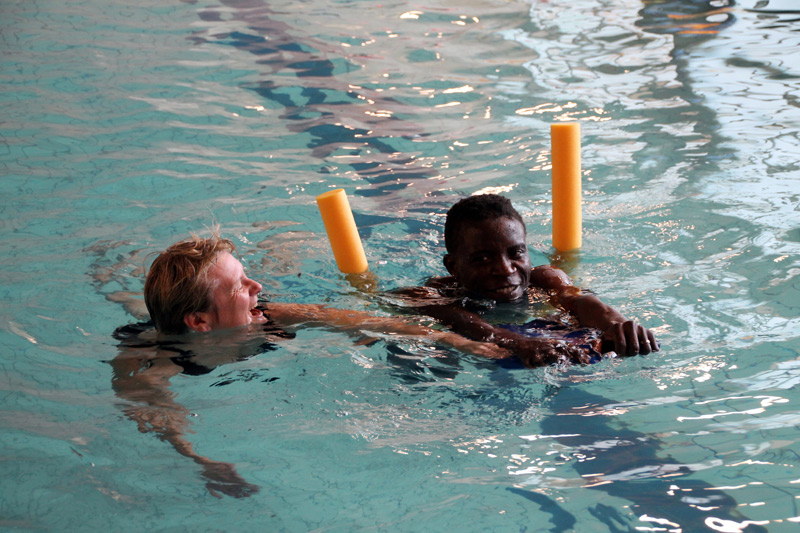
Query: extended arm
385 287 595 367
530 265 658 356
266 302 508 359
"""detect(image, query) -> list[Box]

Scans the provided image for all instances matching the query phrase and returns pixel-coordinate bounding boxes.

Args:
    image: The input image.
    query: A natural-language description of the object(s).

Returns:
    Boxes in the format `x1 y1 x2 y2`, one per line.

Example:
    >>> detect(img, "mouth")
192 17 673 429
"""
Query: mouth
249 305 267 323
485 284 523 301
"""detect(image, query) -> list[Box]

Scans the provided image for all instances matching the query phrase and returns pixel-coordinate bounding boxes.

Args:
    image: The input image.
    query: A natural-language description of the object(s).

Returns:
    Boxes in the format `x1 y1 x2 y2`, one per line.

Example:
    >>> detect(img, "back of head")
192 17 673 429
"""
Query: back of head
444 194 525 253
144 233 235 335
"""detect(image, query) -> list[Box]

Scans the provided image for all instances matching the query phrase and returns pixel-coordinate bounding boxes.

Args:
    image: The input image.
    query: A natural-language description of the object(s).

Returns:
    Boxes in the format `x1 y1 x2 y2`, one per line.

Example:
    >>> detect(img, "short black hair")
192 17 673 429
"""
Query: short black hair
444 194 526 253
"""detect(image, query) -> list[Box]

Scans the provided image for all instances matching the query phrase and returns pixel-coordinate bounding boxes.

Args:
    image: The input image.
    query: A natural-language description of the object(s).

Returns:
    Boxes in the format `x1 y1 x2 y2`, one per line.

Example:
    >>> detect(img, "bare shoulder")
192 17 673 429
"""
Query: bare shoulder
424 275 456 290
529 265 573 290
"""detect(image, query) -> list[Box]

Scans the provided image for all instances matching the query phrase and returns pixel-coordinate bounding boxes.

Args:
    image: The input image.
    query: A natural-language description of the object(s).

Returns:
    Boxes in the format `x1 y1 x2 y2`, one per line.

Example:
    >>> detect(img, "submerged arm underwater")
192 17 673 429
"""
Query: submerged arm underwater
110 348 259 499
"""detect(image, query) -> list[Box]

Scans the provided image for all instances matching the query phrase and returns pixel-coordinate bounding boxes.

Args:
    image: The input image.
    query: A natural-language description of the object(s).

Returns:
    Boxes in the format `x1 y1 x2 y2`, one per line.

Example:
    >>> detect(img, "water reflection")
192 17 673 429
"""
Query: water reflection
638 0 737 36
182 0 800 526
191 0 443 205
533 386 769 531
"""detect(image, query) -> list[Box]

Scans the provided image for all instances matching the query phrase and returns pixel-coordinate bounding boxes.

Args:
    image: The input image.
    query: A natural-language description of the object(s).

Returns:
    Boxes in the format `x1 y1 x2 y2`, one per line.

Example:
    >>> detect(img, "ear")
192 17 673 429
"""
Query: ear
184 311 212 332
443 254 456 277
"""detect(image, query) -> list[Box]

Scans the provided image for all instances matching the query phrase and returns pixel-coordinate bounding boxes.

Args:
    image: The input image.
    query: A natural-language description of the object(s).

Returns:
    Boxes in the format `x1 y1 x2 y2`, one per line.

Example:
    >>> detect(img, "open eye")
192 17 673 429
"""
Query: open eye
509 246 527 259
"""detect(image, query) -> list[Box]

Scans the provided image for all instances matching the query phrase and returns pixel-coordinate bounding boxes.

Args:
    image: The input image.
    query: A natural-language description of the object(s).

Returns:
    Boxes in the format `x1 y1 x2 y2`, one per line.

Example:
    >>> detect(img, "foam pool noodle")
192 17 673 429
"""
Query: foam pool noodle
551 122 582 252
316 188 369 274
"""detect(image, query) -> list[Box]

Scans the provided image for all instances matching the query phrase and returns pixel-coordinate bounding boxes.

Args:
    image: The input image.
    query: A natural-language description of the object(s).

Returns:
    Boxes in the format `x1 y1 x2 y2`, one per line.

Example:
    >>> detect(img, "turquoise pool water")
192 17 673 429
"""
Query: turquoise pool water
2 0 800 530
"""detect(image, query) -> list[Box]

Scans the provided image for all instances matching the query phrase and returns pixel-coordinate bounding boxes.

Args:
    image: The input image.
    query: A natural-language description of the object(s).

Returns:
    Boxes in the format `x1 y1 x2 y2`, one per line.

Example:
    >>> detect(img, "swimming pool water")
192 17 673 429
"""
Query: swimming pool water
2 0 800 531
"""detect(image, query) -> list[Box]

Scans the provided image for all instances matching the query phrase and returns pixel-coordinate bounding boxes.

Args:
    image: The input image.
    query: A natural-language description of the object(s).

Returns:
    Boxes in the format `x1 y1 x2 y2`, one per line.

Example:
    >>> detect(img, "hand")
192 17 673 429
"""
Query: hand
515 337 594 367
435 331 512 359
201 461 260 499
602 320 658 356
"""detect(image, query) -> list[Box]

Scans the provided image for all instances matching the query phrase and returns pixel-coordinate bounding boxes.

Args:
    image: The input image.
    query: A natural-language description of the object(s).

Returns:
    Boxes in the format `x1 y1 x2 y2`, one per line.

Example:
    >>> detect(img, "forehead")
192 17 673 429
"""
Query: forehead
208 252 243 286
453 216 527 252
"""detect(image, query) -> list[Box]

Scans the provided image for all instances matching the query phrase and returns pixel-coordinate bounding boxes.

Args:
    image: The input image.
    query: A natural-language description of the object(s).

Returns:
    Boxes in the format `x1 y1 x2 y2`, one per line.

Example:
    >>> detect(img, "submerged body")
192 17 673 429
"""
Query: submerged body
112 231 505 498
393 194 659 367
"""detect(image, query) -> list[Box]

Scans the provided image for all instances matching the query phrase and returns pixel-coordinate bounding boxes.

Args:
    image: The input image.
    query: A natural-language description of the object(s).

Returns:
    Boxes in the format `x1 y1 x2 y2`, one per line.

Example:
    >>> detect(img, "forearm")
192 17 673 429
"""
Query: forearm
555 287 627 331
419 304 581 366
269 302 506 357
270 302 433 335
112 363 198 458
530 266 627 331
417 303 497 341
545 276 659 356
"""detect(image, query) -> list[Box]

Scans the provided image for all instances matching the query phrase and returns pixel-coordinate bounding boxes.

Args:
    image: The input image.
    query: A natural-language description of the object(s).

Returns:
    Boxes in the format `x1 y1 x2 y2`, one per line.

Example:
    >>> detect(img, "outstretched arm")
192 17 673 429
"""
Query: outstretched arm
381 288 595 367
266 302 509 360
530 265 658 356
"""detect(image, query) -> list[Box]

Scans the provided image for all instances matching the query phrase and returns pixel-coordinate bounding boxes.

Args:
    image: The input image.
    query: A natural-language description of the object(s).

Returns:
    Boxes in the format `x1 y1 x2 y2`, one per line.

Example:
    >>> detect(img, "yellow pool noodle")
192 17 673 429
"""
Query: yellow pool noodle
551 122 582 252
316 188 369 274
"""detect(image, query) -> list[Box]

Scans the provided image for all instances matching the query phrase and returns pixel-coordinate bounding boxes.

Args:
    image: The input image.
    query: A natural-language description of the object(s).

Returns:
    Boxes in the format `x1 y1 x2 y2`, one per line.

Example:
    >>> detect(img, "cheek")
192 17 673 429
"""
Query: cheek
456 262 481 282
461 269 485 287
513 260 530 279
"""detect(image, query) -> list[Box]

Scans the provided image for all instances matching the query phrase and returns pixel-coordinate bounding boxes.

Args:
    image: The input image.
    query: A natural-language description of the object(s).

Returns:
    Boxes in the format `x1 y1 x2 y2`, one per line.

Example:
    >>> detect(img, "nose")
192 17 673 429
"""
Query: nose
248 278 262 295
491 256 515 276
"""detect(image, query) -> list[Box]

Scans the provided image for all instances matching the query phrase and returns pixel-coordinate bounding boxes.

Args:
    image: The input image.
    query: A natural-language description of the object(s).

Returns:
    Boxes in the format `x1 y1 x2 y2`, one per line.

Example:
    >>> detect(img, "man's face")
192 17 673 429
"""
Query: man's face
444 216 531 302
202 252 268 330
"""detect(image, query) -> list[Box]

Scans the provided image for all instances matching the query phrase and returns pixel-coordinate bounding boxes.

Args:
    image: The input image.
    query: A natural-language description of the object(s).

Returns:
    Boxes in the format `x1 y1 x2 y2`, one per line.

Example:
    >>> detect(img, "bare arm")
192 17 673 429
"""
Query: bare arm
414 299 594 367
266 302 508 359
110 349 259 498
531 265 658 356
387 287 594 367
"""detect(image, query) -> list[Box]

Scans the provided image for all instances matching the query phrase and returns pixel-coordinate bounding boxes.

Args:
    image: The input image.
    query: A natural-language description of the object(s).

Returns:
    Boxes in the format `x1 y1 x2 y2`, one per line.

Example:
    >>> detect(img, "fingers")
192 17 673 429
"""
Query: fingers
602 320 659 356
616 321 659 356
554 342 591 365
624 320 641 356
647 328 659 352
605 322 627 356
518 340 577 367
518 338 621 367
631 321 659 355
570 348 592 365
639 324 653 355
475 343 511 359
